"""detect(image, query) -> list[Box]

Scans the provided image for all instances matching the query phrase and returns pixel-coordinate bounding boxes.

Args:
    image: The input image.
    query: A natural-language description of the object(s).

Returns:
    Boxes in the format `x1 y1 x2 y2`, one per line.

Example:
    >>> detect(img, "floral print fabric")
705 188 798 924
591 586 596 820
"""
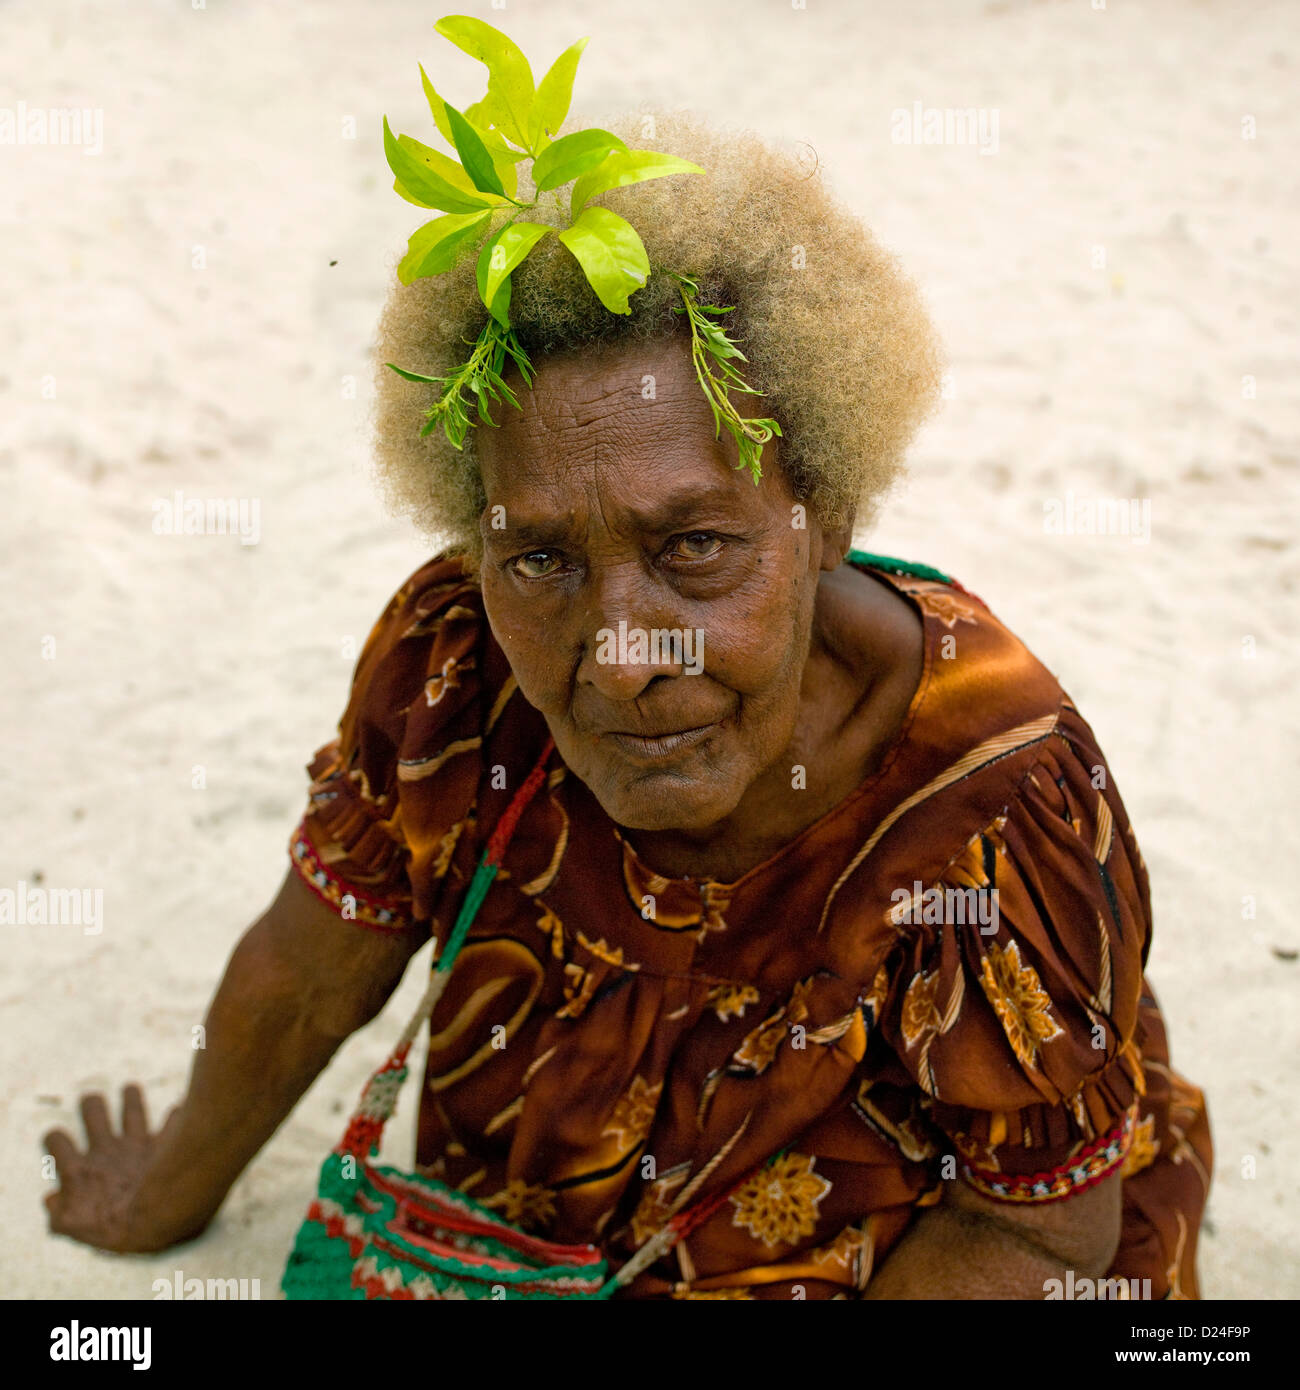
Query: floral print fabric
290 552 1212 1299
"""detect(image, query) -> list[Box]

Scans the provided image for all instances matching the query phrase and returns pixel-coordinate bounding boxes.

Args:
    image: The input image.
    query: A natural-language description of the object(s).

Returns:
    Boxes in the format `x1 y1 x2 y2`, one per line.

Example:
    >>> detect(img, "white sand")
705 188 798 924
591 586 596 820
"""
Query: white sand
2 0 1296 1300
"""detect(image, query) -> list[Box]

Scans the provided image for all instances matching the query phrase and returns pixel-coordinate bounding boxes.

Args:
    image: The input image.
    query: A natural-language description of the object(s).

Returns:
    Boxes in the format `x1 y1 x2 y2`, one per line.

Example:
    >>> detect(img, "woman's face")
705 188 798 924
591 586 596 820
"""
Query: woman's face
477 333 838 833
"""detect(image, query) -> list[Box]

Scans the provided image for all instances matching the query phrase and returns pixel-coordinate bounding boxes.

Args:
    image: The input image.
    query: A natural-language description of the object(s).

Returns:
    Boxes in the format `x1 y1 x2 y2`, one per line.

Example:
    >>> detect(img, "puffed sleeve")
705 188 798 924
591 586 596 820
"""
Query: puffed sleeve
288 553 487 933
878 702 1150 1202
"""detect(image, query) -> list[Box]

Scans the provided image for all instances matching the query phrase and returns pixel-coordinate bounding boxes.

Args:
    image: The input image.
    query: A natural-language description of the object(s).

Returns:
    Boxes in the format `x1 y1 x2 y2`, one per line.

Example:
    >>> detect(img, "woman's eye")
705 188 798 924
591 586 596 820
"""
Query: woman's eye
671 532 723 561
511 550 562 580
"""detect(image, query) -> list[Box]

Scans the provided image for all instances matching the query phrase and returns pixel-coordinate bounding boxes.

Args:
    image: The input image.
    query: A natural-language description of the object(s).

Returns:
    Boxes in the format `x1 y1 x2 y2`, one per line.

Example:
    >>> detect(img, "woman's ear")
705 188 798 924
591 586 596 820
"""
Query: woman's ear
819 508 857 571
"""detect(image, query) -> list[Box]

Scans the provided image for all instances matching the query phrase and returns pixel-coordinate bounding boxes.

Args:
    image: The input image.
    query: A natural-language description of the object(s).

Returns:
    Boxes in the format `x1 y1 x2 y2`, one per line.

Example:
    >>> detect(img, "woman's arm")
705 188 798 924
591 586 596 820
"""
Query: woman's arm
864 1167 1123 1299
43 870 426 1253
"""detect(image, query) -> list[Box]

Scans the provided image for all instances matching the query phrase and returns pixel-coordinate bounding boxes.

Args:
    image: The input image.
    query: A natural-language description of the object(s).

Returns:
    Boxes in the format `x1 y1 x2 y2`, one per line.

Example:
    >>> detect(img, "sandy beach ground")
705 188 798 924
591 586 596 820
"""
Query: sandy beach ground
2 0 1296 1300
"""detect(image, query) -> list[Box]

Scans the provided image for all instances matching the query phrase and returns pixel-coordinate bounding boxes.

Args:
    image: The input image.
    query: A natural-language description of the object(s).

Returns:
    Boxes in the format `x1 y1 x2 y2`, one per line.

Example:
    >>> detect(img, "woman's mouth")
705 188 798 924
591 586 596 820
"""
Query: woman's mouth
600 723 720 762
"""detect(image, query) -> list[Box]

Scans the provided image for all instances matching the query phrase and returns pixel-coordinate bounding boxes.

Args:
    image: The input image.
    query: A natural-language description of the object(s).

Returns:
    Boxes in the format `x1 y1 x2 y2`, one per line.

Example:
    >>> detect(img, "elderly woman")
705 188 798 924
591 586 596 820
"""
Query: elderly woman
44 115 1210 1299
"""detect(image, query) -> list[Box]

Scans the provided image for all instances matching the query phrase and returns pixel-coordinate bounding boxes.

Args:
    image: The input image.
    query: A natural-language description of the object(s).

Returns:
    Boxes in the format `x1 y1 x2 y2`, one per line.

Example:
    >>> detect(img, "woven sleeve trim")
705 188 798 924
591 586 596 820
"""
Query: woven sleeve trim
289 817 415 932
960 1105 1135 1205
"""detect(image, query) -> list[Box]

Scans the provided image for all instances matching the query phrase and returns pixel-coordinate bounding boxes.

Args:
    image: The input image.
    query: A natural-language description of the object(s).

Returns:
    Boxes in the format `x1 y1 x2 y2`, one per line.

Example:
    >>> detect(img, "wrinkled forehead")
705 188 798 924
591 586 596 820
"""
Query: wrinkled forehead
476 335 786 534
475 372 795 550
489 332 702 448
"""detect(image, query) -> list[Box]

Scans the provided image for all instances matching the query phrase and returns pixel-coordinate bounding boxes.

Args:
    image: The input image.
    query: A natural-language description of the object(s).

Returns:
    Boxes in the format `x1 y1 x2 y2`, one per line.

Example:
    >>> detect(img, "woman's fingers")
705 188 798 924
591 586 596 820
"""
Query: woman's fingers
121 1083 149 1139
79 1093 113 1146
42 1128 80 1173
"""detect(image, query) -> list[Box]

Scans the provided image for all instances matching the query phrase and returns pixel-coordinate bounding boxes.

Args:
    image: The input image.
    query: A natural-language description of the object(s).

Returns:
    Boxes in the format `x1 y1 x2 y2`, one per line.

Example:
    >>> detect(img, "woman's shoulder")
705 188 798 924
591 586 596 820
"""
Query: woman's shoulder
295 552 524 925
847 551 1067 744
356 549 483 663
821 556 1064 862
862 559 1143 874
825 553 1149 956
821 560 1154 1187
339 550 494 734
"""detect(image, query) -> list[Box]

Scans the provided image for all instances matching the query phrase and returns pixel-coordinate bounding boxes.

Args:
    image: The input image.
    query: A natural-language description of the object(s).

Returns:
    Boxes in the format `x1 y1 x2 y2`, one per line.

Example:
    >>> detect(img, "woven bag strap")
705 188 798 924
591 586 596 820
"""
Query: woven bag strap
337 738 555 1153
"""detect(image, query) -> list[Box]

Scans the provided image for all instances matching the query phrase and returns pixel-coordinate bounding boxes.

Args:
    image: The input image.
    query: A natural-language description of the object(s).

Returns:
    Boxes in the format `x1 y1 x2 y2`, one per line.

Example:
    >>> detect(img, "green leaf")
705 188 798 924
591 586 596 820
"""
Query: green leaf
570 149 705 217
434 15 536 151
475 229 513 326
696 317 745 359
462 92 503 135
490 152 518 200
529 36 588 149
397 210 493 284
383 116 496 213
501 330 534 388
396 133 480 196
414 73 521 195
480 220 551 307
393 181 434 212
444 104 507 198
487 140 522 199
556 206 649 314
417 64 457 145
532 128 627 192
477 121 528 191
386 362 445 384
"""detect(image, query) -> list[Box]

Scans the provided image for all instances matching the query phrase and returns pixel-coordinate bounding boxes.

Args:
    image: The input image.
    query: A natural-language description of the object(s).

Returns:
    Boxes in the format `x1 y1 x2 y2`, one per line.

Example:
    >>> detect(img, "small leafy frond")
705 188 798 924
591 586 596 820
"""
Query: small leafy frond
669 272 781 485
392 318 535 450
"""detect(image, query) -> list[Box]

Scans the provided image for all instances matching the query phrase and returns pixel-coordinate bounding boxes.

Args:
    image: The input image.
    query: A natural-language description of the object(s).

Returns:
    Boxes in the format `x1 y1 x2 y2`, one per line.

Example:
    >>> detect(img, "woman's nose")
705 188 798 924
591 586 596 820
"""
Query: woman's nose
577 620 694 700
575 576 692 700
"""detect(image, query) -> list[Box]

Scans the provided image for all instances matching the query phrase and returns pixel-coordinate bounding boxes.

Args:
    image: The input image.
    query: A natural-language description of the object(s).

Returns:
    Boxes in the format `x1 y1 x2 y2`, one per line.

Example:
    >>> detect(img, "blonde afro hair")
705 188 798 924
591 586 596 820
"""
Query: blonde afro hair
372 112 944 557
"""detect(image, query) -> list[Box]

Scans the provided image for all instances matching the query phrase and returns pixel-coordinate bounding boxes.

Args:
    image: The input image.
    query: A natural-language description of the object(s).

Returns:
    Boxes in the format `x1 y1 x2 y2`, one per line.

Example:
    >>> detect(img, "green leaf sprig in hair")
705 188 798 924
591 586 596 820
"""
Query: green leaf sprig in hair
383 14 778 482
387 319 533 449
669 273 782 486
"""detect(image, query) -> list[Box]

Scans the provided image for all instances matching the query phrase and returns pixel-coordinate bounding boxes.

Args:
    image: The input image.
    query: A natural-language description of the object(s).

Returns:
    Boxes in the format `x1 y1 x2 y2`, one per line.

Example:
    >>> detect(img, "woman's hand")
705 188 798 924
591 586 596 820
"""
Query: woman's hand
43 1085 203 1253
41 870 427 1255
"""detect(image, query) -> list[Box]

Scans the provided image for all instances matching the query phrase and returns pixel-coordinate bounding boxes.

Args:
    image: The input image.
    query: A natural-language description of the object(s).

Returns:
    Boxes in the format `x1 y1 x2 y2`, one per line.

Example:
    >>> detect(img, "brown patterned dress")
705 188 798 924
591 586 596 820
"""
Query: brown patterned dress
288 550 1212 1299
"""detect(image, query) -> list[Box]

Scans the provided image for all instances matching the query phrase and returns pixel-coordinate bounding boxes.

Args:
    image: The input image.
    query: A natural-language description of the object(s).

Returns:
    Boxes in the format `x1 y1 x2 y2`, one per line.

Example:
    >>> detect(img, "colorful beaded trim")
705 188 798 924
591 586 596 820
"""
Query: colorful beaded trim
289 819 412 931
848 549 955 585
960 1107 1135 1204
847 549 989 611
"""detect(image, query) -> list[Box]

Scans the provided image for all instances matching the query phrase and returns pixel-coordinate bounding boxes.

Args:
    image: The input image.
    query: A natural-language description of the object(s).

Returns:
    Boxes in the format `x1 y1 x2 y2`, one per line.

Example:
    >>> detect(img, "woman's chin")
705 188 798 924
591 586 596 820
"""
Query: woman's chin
588 765 744 835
